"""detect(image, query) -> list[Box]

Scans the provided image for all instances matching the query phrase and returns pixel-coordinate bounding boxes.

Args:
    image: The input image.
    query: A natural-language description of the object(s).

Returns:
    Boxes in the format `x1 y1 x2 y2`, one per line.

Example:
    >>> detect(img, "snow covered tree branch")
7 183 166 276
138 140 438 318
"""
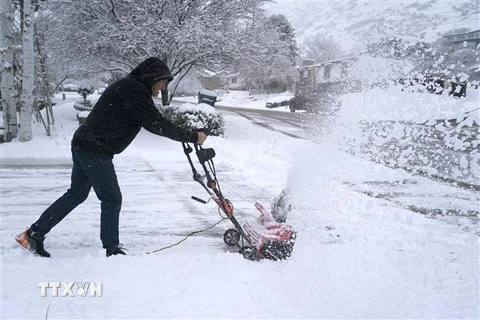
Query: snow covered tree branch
36 0 291 86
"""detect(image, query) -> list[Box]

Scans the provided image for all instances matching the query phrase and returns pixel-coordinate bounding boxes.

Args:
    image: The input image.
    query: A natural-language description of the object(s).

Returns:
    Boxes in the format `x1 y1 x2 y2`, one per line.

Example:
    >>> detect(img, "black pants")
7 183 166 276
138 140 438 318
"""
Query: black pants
31 145 122 249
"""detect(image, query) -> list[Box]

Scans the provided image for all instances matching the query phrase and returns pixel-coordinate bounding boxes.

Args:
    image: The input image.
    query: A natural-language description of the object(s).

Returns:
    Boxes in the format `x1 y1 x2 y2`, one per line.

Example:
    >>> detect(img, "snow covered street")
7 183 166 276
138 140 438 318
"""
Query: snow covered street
1 91 479 319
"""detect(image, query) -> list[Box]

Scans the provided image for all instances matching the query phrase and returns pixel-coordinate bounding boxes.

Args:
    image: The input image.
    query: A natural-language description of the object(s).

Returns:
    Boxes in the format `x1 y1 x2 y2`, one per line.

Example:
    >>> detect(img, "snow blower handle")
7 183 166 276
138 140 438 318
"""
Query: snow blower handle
182 143 234 217
181 142 216 189
196 146 216 164
194 144 217 190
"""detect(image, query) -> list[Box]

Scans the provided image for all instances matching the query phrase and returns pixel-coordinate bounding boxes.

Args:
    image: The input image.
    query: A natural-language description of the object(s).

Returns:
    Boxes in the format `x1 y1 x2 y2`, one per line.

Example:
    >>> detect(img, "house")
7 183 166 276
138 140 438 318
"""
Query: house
296 55 415 91
289 57 360 112
224 73 244 90
198 70 245 90
442 29 480 50
296 56 361 94
198 70 226 90
290 56 415 112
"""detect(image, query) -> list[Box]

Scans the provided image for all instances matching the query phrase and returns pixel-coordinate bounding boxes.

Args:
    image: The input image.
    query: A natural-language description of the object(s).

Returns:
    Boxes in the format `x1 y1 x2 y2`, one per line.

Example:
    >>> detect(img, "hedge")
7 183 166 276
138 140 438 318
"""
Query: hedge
156 102 225 136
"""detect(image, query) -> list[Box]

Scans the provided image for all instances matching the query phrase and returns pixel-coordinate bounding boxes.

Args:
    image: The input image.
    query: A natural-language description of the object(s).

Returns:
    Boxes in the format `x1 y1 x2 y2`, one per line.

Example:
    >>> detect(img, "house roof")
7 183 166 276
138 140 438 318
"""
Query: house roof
442 29 480 41
298 56 358 70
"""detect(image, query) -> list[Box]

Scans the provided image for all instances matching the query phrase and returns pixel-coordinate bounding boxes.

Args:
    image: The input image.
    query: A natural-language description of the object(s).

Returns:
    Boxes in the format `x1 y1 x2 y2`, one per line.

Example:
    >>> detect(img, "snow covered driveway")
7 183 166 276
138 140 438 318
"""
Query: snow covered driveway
1 104 479 318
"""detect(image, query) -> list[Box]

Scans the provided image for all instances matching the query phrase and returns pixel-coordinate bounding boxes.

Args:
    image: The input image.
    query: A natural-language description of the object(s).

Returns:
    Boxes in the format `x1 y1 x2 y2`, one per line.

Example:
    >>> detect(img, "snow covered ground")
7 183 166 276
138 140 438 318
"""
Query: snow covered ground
176 89 295 112
1 89 479 319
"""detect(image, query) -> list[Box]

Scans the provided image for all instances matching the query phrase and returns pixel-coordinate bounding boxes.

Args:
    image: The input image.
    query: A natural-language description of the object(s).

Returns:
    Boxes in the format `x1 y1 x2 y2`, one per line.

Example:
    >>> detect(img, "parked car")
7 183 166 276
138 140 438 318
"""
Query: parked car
289 85 342 114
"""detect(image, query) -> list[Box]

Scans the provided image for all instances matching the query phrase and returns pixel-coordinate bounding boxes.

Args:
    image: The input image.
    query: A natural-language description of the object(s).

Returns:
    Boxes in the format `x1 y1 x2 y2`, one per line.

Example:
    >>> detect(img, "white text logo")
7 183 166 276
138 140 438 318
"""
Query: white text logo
39 282 102 297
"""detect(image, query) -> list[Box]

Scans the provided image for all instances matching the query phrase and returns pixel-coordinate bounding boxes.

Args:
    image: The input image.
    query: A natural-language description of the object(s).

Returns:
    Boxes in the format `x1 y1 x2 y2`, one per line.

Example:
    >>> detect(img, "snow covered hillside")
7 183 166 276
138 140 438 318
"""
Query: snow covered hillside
265 0 479 51
1 89 478 318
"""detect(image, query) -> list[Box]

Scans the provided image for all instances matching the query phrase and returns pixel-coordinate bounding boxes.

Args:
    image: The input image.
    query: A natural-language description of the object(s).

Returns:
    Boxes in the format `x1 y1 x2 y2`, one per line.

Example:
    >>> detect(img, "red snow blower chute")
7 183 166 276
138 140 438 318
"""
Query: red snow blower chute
182 142 296 261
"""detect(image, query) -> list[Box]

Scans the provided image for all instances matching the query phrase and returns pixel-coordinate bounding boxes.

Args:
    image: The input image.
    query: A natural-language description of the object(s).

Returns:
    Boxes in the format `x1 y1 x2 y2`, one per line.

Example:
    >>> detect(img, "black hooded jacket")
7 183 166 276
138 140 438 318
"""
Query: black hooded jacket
72 58 198 155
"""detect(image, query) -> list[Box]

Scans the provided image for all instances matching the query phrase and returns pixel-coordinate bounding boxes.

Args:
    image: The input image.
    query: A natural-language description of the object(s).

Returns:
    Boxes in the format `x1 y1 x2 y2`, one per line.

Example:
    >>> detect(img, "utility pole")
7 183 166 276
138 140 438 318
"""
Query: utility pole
1 0 18 142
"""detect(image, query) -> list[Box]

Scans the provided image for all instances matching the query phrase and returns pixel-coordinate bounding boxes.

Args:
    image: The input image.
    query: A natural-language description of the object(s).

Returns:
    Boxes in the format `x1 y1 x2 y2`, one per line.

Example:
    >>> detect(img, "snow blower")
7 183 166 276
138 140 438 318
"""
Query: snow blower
182 142 296 261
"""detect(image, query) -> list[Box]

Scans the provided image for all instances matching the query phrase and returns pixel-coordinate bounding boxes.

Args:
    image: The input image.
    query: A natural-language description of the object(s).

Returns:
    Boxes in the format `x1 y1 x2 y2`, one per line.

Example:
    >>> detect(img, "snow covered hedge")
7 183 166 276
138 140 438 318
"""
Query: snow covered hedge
74 85 96 111
73 100 94 112
156 102 225 136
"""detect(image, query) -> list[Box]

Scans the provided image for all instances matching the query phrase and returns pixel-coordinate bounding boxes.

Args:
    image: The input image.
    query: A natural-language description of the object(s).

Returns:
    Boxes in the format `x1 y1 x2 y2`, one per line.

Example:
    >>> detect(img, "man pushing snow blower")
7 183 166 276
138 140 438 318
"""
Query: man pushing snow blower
15 52 295 260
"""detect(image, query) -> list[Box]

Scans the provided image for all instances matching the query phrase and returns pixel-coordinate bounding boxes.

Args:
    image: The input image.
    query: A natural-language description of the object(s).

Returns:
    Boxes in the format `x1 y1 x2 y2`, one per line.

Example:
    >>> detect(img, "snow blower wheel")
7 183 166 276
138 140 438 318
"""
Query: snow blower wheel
239 246 257 261
223 229 241 246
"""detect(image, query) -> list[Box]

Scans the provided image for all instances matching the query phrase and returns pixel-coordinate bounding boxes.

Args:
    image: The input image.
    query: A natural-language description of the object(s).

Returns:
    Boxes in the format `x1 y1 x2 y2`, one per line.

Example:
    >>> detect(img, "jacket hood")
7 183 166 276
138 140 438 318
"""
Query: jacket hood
130 57 174 94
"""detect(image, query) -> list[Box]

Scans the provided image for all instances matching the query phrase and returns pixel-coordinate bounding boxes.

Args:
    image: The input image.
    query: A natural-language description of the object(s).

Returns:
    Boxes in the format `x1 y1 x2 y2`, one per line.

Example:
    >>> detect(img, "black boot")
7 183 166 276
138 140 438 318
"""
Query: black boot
26 229 51 257
106 244 126 257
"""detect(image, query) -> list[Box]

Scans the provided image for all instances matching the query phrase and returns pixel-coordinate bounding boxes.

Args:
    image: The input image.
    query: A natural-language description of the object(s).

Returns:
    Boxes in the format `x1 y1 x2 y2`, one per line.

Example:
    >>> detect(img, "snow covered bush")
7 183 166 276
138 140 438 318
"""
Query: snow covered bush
73 86 95 111
78 86 95 102
156 103 224 136
73 100 94 112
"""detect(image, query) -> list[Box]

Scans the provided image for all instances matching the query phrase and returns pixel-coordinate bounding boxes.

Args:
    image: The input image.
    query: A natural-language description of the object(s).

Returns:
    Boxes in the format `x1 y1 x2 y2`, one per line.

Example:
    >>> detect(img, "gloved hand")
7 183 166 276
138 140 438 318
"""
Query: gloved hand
197 131 208 145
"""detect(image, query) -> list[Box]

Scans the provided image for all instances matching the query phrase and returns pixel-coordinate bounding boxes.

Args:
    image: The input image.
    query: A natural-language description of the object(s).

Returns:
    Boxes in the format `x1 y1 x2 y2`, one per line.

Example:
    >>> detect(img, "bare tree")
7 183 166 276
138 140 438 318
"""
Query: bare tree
235 12 298 92
302 32 345 63
38 0 272 83
18 0 35 141
0 0 18 141
34 29 55 135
